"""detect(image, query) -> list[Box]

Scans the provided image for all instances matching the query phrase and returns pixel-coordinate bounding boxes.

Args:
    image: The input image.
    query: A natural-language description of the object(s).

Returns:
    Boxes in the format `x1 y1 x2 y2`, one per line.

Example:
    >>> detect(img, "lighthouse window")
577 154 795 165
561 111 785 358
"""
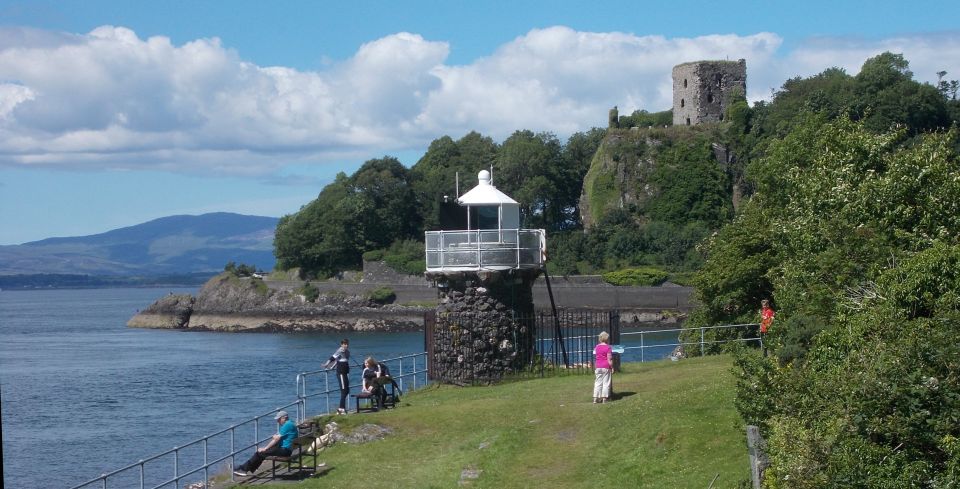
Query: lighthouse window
470 206 499 230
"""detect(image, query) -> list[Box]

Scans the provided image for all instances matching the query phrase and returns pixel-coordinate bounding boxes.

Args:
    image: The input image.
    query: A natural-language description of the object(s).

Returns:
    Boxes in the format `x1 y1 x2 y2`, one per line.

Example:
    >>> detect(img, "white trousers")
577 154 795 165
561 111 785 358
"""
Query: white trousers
594 368 611 399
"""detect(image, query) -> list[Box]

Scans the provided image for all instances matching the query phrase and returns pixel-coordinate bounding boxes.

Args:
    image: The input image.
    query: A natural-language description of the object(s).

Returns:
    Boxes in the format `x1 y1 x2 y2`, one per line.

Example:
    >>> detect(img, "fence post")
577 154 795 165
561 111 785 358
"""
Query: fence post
640 331 645 363
230 427 235 481
700 327 705 356
203 438 209 488
173 447 179 486
746 425 769 488
139 461 144 489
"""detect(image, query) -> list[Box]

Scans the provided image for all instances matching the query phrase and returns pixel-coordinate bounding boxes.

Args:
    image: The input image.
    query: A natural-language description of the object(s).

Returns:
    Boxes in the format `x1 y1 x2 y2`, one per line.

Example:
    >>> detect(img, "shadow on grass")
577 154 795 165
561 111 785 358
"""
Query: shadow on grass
611 391 636 401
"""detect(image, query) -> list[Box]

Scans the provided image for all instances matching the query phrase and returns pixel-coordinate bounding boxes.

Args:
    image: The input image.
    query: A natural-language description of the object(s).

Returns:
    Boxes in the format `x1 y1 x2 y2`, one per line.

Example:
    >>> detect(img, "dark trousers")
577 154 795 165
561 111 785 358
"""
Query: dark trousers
237 445 292 472
338 372 349 410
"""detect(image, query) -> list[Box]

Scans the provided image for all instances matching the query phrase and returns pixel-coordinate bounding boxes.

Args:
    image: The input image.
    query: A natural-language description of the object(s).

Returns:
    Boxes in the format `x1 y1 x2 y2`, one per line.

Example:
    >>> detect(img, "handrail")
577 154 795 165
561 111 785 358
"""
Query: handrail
296 352 429 420
536 323 762 362
70 352 430 489
425 228 545 271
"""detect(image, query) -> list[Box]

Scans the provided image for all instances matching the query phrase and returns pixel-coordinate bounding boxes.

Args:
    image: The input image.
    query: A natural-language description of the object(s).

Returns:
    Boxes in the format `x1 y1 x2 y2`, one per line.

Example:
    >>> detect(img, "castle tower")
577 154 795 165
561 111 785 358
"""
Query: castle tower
672 59 746 126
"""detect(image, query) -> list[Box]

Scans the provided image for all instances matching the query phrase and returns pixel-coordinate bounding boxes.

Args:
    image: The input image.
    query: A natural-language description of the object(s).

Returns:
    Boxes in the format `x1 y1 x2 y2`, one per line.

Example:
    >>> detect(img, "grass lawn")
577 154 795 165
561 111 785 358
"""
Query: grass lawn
234 355 748 488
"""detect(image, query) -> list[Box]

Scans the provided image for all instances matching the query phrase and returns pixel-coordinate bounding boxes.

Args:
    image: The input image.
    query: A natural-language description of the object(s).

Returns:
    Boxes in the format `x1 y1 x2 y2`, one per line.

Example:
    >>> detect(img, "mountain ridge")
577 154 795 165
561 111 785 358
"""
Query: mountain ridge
0 212 279 277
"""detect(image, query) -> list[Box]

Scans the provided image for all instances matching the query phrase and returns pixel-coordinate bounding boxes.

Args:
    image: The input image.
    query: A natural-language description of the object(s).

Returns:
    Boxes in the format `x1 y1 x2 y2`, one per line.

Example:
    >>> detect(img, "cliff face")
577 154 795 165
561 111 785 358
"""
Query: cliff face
128 272 427 332
579 125 742 229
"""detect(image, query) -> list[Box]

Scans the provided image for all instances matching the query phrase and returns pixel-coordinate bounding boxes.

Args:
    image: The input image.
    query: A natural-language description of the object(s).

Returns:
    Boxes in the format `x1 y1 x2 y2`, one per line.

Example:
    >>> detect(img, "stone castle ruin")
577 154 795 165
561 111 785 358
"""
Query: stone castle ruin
672 59 746 126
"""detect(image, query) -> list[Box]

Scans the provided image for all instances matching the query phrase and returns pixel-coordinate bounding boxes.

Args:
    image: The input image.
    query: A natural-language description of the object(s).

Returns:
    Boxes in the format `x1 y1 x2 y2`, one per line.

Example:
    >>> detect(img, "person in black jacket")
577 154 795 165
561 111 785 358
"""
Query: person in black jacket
325 338 351 415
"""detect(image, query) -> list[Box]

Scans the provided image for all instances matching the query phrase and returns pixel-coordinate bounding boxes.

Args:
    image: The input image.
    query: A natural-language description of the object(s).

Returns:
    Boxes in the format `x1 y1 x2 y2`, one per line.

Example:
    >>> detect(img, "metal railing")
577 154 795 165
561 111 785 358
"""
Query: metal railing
620 323 762 361
528 322 761 365
69 399 302 489
296 352 429 420
425 229 546 272
70 352 429 489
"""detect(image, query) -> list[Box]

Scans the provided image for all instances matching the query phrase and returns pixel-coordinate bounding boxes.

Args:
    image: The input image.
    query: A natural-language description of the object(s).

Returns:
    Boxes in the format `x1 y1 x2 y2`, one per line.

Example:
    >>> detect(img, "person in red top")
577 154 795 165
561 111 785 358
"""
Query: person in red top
593 331 613 404
760 299 775 334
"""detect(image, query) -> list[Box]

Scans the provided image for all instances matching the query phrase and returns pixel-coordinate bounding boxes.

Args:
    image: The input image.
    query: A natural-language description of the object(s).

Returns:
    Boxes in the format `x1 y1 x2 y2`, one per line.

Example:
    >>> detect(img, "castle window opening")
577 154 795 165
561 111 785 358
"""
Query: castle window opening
707 93 714 103
683 78 687 88
686 117 691 125
680 98 685 108
716 74 722 87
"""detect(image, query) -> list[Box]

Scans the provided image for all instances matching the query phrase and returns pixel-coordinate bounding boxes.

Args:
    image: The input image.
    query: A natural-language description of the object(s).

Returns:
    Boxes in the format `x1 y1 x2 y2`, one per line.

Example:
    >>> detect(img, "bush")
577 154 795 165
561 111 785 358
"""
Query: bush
375 239 426 276
362 249 385 261
601 267 669 286
298 282 320 303
366 286 396 305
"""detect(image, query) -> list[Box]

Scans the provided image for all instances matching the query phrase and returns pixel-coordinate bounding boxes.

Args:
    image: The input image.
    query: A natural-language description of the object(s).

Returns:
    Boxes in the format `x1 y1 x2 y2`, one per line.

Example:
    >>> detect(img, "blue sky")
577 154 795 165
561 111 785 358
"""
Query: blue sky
1 0 959 244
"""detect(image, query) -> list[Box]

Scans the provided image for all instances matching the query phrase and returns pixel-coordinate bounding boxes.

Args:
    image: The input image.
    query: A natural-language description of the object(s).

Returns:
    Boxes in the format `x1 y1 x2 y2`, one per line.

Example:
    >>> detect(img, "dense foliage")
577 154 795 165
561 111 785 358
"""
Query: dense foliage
600 267 669 286
688 53 960 487
275 130 602 278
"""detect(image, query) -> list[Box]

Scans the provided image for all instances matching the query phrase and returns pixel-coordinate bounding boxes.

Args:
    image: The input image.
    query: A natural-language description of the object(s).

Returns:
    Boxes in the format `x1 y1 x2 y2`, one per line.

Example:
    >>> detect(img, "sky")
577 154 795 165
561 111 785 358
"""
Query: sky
1 0 959 245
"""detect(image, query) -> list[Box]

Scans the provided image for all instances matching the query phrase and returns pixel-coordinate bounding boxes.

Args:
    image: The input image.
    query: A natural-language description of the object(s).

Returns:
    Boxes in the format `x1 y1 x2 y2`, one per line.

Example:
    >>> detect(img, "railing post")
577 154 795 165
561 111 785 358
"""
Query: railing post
101 475 106 489
173 447 179 486
700 327 705 356
230 427 236 481
139 460 144 489
640 331 645 363
202 438 209 488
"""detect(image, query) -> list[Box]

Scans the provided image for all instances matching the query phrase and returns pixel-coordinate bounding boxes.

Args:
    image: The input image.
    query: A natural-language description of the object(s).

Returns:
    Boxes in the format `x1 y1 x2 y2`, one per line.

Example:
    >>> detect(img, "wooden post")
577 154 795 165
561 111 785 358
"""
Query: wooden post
746 425 769 488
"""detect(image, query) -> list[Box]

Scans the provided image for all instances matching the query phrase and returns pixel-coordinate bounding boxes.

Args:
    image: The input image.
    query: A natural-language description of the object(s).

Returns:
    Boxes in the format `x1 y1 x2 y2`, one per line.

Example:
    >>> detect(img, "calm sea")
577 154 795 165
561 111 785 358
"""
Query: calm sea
0 287 424 489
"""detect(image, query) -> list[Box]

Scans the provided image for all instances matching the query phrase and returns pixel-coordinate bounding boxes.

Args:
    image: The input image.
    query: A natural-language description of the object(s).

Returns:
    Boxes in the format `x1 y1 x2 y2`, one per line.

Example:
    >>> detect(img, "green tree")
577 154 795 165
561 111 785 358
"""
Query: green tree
695 115 960 487
410 132 498 231
495 130 564 229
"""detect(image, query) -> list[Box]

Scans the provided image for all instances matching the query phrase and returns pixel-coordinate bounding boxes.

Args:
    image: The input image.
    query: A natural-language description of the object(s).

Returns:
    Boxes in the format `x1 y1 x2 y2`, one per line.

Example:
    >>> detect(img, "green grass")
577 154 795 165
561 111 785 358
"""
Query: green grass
238 355 747 488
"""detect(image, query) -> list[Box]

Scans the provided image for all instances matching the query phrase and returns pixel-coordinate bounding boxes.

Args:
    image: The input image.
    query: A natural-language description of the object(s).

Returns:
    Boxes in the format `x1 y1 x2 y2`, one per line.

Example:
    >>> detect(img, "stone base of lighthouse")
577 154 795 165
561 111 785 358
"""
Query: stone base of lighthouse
427 269 541 384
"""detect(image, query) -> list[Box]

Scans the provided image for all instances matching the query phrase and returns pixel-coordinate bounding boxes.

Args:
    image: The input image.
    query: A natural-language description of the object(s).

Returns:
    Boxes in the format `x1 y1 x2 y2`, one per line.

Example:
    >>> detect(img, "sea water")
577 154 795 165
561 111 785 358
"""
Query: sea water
0 287 424 489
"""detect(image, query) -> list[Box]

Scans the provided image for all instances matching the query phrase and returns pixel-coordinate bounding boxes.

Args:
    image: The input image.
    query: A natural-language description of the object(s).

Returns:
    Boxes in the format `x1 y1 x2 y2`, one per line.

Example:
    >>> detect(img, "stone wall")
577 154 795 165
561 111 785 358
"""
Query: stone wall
431 270 538 384
672 59 746 126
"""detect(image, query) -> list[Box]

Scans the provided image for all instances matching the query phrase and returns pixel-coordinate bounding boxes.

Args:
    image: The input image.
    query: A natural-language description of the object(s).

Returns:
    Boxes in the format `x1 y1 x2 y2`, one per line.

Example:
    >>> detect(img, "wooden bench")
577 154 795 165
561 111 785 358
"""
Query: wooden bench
353 391 378 413
262 432 323 479
353 380 401 413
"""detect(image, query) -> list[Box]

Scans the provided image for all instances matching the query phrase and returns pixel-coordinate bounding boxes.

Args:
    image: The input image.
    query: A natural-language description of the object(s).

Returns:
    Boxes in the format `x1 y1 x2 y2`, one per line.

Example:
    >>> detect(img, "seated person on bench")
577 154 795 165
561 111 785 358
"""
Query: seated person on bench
233 410 298 477
362 357 391 409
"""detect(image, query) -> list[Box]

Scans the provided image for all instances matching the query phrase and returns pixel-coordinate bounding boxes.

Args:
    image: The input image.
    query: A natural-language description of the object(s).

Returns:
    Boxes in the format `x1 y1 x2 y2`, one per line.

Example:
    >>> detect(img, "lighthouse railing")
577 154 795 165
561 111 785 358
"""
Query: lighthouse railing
425 228 545 272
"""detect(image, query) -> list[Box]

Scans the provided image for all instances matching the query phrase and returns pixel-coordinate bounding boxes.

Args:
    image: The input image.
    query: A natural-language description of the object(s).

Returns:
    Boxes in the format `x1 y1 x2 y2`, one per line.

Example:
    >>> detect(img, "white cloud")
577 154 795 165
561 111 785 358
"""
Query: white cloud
0 25 958 175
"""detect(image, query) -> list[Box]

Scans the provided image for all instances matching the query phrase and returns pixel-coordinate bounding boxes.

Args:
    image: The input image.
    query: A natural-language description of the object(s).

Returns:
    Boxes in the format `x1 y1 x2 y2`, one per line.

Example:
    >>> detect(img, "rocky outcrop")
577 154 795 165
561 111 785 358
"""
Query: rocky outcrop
579 125 744 229
127 293 194 329
128 272 428 332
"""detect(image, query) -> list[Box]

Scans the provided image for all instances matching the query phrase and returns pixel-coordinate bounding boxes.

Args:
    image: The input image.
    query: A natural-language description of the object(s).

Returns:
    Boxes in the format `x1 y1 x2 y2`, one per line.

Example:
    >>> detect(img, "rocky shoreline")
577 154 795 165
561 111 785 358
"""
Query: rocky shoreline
128 268 694 333
127 272 428 333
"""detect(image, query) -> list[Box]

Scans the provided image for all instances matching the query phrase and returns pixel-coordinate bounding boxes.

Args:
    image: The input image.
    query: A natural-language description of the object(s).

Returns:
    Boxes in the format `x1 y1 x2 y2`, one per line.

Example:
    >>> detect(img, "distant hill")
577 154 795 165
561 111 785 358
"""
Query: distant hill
0 213 279 278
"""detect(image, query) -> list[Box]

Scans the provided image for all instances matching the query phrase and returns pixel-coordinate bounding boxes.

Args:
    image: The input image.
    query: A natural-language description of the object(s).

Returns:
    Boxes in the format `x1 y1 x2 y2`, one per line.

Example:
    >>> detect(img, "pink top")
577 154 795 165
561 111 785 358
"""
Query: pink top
594 343 612 369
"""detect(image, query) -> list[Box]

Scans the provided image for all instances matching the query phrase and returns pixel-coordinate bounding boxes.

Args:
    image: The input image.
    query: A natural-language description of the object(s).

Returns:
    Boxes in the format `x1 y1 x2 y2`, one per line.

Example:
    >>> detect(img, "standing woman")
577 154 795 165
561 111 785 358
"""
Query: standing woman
593 331 613 404
325 338 351 415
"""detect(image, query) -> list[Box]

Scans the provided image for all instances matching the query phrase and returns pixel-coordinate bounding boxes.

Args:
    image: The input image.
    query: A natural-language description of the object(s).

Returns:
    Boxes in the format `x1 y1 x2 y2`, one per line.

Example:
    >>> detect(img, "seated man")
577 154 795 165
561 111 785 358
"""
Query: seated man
233 410 298 477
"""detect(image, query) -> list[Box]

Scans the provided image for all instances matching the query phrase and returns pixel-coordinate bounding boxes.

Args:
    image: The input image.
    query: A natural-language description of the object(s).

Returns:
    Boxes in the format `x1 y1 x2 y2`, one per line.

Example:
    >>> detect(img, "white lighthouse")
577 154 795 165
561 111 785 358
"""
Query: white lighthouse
425 170 545 274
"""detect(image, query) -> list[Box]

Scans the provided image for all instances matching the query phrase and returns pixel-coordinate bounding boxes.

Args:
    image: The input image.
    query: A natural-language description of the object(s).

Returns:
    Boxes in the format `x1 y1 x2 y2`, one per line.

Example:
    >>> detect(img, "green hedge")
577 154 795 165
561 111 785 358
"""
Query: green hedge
601 267 669 286
366 286 396 305
298 282 320 302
